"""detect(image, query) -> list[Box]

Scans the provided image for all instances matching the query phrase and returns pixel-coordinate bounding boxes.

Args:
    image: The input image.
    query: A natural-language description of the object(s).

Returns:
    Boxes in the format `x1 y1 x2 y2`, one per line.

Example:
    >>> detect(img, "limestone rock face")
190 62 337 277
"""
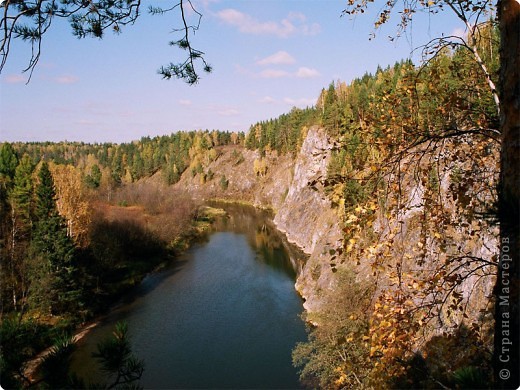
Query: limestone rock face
271 126 343 313
274 126 338 254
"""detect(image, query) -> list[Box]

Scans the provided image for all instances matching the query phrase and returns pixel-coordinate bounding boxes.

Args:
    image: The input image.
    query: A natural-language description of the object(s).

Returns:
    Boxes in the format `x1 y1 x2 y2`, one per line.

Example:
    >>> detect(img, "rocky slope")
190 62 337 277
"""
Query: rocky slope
174 127 498 334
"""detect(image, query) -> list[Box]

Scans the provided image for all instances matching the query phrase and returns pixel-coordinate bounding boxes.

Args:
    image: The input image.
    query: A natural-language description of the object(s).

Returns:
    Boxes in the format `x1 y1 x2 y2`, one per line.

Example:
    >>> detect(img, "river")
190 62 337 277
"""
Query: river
71 203 308 389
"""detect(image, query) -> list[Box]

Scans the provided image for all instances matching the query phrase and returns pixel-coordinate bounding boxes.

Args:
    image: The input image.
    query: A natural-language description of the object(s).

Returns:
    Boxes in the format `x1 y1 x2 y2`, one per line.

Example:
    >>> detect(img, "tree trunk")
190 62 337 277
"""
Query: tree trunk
10 209 18 311
494 1 520 388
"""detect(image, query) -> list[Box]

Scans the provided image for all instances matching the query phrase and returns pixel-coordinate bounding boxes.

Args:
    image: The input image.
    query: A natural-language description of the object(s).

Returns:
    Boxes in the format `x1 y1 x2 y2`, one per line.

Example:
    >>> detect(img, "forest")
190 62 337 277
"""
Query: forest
0 129 247 386
0 16 514 389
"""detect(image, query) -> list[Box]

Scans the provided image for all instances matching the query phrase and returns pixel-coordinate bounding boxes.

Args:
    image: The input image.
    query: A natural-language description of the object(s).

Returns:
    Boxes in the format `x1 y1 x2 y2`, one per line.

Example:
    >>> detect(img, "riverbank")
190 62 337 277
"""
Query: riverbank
69 203 307 389
19 202 229 385
23 321 100 383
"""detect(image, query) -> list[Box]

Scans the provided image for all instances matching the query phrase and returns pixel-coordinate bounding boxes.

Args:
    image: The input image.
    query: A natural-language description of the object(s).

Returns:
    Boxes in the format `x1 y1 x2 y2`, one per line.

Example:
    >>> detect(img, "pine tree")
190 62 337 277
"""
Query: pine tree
0 143 19 183
92 322 145 388
29 162 82 315
322 83 340 134
0 144 19 310
5 155 34 311
0 143 19 220
84 163 102 188
10 155 33 227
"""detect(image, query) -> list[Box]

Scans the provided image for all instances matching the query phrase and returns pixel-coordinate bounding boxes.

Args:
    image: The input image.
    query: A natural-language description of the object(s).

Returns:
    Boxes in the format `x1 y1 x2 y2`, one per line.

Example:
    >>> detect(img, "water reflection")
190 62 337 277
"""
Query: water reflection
207 201 306 278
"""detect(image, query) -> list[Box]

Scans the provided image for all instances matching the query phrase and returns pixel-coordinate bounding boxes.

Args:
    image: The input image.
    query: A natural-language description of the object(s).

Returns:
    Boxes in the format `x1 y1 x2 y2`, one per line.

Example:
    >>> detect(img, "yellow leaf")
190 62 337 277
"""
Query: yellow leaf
381 320 392 328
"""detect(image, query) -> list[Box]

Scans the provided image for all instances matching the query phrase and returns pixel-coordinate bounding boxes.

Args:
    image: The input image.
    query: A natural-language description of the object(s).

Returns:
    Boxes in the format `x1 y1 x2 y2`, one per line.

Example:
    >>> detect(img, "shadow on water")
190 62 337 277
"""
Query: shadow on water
115 259 188 306
71 202 308 389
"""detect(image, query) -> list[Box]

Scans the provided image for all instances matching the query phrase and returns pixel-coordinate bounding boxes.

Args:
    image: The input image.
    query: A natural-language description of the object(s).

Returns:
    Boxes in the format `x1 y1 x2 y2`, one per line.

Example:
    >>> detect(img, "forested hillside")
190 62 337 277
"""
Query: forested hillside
0 21 503 389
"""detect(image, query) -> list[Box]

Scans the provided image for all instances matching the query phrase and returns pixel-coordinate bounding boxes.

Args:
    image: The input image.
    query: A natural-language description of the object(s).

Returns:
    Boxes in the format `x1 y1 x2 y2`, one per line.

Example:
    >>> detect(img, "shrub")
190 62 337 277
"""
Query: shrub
293 268 374 389
220 175 229 190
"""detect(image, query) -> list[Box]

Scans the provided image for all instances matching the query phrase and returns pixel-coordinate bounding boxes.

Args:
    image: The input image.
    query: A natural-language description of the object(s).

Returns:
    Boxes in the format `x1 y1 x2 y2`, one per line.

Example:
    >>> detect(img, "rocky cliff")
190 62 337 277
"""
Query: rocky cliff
174 127 498 333
271 127 343 313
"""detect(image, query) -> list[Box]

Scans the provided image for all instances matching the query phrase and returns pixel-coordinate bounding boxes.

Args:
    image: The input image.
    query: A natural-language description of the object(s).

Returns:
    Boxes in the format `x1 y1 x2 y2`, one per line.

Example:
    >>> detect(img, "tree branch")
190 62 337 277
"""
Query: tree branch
0 0 211 84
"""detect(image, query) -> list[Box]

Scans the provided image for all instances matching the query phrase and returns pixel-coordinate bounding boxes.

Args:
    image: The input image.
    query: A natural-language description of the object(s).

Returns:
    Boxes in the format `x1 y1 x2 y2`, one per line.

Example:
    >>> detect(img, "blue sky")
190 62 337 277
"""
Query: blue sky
0 0 463 143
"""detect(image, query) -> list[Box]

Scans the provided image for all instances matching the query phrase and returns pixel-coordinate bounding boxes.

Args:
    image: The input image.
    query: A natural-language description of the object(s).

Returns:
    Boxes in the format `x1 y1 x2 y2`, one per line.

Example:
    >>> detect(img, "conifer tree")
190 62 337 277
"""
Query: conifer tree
10 156 33 223
0 143 19 214
30 162 82 315
0 144 19 311
322 83 340 134
0 143 18 183
5 155 34 311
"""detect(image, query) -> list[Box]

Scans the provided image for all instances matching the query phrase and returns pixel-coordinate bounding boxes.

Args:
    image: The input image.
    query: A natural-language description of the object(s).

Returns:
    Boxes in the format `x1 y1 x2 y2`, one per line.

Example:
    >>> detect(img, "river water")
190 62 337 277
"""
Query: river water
71 204 308 389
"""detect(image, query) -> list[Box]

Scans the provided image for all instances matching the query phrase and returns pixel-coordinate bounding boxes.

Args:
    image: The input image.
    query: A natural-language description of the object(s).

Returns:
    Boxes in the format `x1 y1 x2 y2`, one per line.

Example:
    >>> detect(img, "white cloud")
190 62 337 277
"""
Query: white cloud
257 67 320 79
179 99 192 106
82 101 115 116
236 51 320 80
259 69 290 79
450 27 467 39
284 97 316 107
258 96 276 104
216 9 320 38
54 75 79 84
295 67 320 78
234 64 253 77
218 108 240 116
205 103 240 117
257 51 296 66
258 96 314 106
119 110 135 118
290 12 321 35
199 0 220 9
3 74 26 84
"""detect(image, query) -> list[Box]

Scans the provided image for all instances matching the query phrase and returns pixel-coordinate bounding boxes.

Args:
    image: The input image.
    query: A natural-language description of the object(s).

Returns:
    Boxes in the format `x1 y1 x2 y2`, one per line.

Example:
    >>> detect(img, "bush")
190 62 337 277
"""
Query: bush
220 175 229 190
232 150 245 165
343 178 367 208
293 268 374 389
